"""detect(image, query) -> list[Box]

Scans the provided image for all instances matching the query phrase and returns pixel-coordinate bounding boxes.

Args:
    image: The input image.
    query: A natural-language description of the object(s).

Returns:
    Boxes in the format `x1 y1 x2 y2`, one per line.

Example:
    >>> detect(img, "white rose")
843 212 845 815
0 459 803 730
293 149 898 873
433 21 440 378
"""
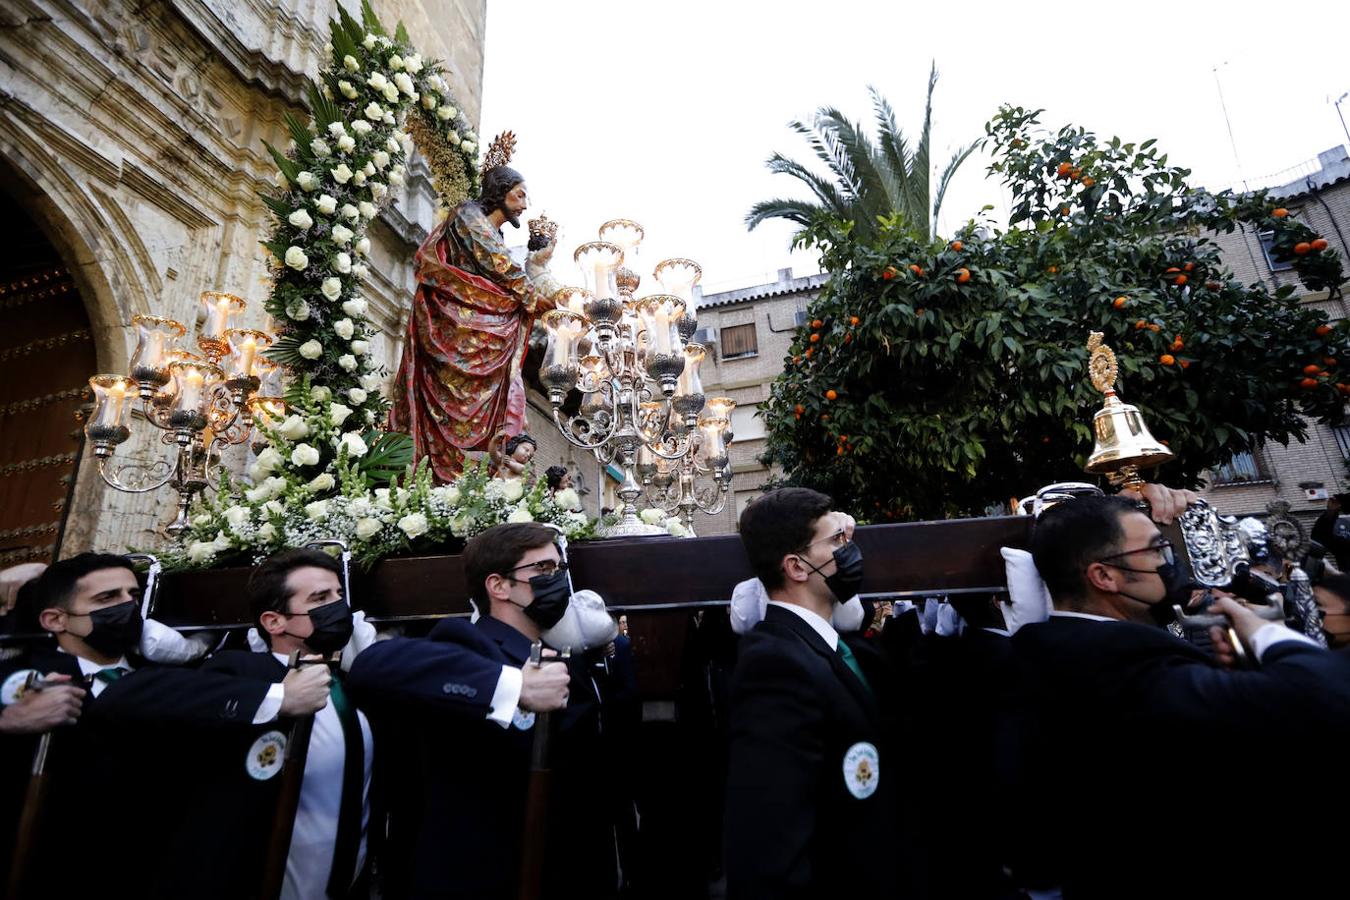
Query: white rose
191 513 213 527
554 488 580 510
343 298 368 318
460 141 475 156
340 204 360 223
256 523 277 542
244 485 271 503
388 170 404 186
393 72 415 96
444 486 462 505
310 138 331 158
359 200 377 219
337 135 356 153
364 410 375 423
422 94 437 110
388 54 404 71
285 299 310 321
405 54 423 74
367 72 388 90
291 443 320 466
327 122 347 138
351 119 372 135
338 80 357 99
362 35 375 50
347 387 368 404
446 130 461 146
355 237 371 256
263 498 286 517
500 478 525 502
450 513 475 537
311 386 332 403
343 54 359 71
507 506 534 524
350 339 369 356
667 519 690 538
436 106 454 121
339 431 368 457
352 263 369 278
381 83 399 103
187 540 219 565
352 170 367 187
364 102 383 121
443 105 458 120
316 194 338 215
277 414 310 440
398 512 429 538
251 446 283 475
362 161 376 177
360 373 382 392
296 171 319 191
306 472 335 492
386 136 401 154
298 339 323 360
331 224 354 245
465 130 477 141
304 499 329 522
334 252 352 274
288 209 313 230
330 403 353 427
284 246 308 270
640 508 666 526
222 505 250 530
370 151 389 171
373 488 392 510
321 277 343 302
383 112 395 125
355 517 383 540
338 354 358 372
331 163 353 184
369 182 387 201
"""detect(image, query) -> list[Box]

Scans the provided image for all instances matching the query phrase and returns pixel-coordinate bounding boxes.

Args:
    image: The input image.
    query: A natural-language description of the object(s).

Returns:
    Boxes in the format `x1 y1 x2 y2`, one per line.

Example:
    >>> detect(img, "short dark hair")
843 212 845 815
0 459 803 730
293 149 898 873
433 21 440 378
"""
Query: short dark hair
504 433 537 457
462 522 558 613
27 553 136 624
738 487 833 591
1317 573 1350 610
545 465 568 490
1031 495 1142 606
247 549 342 645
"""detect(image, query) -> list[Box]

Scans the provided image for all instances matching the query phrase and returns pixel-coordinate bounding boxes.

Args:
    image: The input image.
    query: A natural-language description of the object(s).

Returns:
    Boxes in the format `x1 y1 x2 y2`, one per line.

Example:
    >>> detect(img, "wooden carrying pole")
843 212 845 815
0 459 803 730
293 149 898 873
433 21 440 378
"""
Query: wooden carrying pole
6 674 54 900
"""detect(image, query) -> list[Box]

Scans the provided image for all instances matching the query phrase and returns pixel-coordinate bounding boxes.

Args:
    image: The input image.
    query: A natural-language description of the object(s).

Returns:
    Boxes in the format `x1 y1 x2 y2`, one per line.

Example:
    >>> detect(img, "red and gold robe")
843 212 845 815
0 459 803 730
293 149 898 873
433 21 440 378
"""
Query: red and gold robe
390 202 557 481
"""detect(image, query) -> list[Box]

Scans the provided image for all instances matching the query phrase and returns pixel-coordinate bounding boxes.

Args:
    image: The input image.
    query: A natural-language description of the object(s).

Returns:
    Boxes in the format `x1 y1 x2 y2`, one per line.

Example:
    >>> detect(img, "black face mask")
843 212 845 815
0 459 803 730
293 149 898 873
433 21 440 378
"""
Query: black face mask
522 570 570 630
74 601 144 657
283 599 354 654
802 542 866 605
1116 560 1192 627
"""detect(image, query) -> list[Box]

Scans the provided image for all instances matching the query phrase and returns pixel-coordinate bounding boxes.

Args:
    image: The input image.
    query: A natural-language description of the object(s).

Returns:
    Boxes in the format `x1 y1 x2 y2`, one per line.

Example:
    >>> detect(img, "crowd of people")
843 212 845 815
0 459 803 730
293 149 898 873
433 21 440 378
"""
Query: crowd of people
0 485 1347 900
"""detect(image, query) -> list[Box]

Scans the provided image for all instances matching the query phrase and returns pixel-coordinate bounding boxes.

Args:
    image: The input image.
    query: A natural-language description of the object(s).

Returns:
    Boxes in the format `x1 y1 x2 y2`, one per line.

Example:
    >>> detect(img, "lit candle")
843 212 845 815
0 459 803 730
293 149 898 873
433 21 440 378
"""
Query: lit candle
206 297 231 337
94 380 128 428
593 261 611 300
180 368 205 413
238 335 258 378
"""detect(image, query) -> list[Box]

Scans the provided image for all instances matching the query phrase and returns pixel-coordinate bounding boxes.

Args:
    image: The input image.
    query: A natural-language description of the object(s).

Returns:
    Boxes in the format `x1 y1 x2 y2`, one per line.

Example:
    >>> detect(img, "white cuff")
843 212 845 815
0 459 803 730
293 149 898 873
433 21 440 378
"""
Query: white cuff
1249 622 1320 662
486 664 522 729
253 682 285 724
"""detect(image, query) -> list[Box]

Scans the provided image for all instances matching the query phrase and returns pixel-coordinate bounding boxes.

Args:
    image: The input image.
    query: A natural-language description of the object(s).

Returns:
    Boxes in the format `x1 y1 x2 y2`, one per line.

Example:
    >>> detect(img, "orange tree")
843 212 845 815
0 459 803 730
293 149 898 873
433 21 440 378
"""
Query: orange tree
761 105 1348 519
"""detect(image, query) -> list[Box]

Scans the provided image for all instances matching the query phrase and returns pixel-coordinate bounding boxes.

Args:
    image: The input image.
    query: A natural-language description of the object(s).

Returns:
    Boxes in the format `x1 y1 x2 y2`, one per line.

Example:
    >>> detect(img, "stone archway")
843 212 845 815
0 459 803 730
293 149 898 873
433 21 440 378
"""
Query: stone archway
0 191 98 566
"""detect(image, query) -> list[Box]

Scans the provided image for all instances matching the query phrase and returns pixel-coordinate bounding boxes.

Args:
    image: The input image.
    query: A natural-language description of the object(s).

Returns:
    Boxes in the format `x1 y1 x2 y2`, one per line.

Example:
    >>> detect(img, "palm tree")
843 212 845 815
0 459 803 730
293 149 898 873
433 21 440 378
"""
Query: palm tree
746 63 977 244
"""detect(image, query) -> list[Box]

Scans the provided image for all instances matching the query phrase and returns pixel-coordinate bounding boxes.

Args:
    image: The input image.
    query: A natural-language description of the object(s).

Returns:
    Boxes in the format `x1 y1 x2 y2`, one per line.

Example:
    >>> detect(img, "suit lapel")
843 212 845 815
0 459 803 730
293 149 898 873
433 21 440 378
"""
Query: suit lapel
763 605 879 723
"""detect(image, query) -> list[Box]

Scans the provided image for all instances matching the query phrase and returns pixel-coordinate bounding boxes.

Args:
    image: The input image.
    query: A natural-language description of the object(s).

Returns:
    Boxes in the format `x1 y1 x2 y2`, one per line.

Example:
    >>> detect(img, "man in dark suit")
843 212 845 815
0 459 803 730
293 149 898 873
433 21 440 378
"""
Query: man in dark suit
0 552 330 898
724 487 902 900
1018 494 1350 899
347 522 611 900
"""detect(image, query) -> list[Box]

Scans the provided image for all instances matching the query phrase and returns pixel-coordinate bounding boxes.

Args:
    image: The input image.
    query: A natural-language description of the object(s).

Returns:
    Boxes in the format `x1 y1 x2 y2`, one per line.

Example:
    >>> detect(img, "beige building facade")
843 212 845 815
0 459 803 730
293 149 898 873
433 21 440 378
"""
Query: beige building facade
0 0 487 563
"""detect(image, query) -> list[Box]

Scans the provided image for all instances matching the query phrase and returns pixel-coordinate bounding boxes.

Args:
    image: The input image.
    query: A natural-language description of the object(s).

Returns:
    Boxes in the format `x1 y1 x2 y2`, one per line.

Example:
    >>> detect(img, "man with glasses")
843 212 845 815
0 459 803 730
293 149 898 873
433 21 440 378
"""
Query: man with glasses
724 487 909 899
347 522 614 899
1016 494 1350 899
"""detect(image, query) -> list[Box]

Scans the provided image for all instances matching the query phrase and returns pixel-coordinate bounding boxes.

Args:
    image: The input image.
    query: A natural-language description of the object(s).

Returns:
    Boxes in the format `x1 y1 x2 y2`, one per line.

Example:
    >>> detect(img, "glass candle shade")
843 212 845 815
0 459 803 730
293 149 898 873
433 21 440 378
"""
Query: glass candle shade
697 416 730 471
598 219 644 258
704 396 736 422
636 295 685 359
573 242 624 301
86 374 136 445
539 310 586 401
653 258 702 305
578 354 610 391
672 343 707 421
223 329 273 387
167 360 222 431
556 286 592 318
198 292 246 356
637 400 669 444
129 315 186 389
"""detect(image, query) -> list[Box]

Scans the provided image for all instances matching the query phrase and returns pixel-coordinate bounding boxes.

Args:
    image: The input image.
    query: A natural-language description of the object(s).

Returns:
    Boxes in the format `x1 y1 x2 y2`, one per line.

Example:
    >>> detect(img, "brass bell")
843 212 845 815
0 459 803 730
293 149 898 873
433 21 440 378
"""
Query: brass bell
1082 333 1173 488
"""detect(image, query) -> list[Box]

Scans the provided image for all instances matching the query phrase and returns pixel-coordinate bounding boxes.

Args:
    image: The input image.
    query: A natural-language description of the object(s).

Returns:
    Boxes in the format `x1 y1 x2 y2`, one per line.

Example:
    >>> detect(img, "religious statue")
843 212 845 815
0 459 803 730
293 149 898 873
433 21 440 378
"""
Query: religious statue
390 132 562 481
492 432 537 479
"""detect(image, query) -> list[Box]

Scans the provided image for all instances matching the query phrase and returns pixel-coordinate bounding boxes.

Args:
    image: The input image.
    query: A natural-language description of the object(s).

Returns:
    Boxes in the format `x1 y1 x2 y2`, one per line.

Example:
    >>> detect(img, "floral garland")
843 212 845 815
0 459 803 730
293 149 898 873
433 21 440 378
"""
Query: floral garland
158 2 596 569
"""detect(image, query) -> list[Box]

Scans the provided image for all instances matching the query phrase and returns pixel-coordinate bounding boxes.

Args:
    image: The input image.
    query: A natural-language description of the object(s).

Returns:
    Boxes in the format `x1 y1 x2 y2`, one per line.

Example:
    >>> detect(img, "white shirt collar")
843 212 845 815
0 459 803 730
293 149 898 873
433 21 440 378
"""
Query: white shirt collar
56 646 129 676
767 600 839 650
1049 610 1118 623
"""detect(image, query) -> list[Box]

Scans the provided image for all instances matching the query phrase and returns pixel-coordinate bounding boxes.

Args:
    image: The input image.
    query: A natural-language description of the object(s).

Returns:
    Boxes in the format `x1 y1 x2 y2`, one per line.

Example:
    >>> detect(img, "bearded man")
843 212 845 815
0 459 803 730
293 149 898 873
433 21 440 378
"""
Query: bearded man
391 133 561 481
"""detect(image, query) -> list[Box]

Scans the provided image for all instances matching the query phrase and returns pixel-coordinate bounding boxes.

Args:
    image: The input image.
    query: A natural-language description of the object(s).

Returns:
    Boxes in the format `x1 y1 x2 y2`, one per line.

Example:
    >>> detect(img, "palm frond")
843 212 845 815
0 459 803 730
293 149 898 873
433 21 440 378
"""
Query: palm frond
764 154 851 218
931 141 980 236
745 198 827 235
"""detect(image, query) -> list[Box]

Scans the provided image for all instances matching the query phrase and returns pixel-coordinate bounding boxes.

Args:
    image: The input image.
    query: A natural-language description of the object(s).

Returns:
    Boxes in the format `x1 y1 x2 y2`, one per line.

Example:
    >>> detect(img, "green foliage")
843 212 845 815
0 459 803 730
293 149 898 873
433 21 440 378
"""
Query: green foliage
761 105 1349 519
747 63 977 243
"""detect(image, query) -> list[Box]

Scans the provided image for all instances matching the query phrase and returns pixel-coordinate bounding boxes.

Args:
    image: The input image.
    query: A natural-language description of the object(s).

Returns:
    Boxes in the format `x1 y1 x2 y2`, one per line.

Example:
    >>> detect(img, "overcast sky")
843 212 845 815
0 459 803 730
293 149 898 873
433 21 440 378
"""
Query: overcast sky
479 0 1350 299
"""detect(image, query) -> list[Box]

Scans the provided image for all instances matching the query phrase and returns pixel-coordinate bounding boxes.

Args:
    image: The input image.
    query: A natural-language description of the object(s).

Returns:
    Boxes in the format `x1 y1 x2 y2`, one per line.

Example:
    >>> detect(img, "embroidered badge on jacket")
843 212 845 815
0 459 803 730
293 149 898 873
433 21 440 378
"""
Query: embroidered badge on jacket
842 741 879 799
246 731 288 781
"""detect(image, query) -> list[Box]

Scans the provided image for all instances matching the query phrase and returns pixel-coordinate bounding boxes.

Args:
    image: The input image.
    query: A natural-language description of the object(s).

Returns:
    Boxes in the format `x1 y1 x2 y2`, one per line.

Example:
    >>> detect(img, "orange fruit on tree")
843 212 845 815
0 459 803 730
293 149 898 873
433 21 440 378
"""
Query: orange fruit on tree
1081 176 1095 188
956 267 971 284
1113 296 1127 309
843 333 853 344
1304 364 1322 375
1294 242 1311 256
849 316 860 326
1300 377 1318 389
1135 319 1147 330
1174 275 1188 286
1047 265 1058 274
1172 339 1184 351
1316 324 1333 336
825 389 837 401
909 264 924 276
821 413 830 421
882 268 895 281
1206 281 1221 290
1057 162 1072 176
809 332 820 344
1159 354 1175 366
812 318 823 329
1180 360 1191 369
1183 262 1195 272
1165 266 1181 274
1339 384 1350 395
1324 357 1338 367
951 240 963 252
1272 208 1288 218
805 348 813 358
794 404 805 415
1311 238 1329 252
793 355 801 365
1060 206 1070 216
